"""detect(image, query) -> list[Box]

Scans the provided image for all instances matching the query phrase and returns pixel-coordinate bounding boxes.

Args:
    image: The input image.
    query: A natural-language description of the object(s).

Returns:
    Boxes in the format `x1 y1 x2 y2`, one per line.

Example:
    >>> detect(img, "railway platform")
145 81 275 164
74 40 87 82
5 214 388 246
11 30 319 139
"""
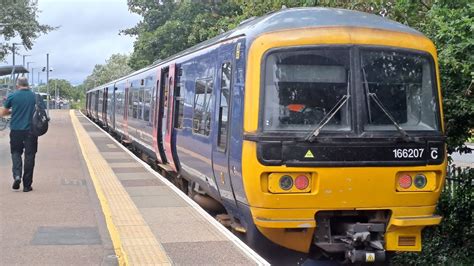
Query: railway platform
0 110 267 265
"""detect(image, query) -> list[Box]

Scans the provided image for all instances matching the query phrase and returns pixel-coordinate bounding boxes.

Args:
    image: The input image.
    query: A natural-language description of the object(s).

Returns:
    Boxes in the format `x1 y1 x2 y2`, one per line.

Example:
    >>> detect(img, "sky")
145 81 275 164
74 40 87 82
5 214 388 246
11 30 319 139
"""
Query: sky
2 0 141 85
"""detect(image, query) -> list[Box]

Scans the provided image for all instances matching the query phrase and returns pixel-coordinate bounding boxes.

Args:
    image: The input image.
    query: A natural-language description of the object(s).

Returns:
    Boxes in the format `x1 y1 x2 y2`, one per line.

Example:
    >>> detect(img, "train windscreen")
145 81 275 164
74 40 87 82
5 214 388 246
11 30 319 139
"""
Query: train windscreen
361 50 440 131
262 48 351 132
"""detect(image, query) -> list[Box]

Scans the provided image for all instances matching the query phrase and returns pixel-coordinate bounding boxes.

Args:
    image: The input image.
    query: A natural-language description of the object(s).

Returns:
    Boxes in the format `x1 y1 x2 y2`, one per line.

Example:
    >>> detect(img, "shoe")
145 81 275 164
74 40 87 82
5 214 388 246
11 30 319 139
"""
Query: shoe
12 177 21 190
23 186 33 192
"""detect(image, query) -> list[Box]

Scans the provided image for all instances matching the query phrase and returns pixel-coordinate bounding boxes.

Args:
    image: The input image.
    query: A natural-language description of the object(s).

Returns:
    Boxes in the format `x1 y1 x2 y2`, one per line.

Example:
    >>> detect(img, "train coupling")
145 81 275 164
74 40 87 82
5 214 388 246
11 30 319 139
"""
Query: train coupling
343 223 386 263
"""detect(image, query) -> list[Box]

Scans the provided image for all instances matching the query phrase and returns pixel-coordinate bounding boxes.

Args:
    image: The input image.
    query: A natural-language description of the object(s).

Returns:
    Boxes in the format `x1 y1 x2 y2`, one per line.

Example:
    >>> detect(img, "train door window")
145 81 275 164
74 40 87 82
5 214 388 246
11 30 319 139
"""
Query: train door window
139 86 144 120
116 89 122 116
95 91 99 112
128 87 134 119
193 78 213 136
98 90 103 111
143 87 151 122
174 67 184 129
218 62 232 150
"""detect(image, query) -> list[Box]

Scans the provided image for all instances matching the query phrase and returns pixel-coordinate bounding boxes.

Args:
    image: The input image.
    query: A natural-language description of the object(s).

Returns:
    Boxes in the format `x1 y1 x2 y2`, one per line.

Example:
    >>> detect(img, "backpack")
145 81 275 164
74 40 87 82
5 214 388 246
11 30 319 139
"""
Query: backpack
31 94 50 136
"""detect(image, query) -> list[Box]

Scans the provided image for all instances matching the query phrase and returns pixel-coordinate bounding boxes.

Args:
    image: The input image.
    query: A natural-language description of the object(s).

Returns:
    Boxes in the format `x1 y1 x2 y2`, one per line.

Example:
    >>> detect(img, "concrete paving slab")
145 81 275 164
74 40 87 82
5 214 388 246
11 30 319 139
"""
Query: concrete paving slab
131 195 187 208
162 241 255 265
1 246 113 266
109 162 142 168
125 186 171 196
105 158 137 163
140 207 207 224
31 226 102 245
149 219 227 243
120 179 165 187
100 152 132 159
61 178 87 186
112 167 148 173
115 172 156 180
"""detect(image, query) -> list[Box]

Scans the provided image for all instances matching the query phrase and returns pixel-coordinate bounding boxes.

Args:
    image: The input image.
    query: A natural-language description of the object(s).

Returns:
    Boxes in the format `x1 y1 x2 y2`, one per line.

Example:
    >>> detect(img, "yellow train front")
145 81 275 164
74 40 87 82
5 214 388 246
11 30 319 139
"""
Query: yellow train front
238 8 446 262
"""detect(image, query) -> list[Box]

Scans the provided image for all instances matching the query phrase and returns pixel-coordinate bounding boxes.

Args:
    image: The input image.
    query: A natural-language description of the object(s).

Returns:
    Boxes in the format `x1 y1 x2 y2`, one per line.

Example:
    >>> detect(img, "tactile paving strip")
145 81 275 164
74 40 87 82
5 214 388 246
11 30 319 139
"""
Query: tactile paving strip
70 111 171 265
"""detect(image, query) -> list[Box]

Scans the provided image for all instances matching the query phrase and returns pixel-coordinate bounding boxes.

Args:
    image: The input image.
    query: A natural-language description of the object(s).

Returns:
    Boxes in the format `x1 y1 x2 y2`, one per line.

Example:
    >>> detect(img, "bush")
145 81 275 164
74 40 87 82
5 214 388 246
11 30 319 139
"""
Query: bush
392 166 474 265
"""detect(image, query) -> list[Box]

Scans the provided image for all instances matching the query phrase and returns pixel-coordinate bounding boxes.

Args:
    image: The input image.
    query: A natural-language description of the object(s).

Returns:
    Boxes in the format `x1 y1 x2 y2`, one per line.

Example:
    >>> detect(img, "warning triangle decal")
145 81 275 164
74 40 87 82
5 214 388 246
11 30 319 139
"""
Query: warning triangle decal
304 150 314 158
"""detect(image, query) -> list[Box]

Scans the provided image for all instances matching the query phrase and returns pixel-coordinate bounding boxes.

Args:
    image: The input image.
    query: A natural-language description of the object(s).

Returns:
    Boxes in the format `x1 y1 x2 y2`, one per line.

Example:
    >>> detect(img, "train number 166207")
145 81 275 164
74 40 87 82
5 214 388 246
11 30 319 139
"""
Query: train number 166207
392 148 424 159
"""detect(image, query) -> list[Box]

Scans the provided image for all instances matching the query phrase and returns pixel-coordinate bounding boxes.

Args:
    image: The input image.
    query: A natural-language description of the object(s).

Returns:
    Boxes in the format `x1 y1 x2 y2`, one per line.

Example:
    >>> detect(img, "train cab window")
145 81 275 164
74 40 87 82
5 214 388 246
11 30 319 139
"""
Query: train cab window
218 62 232 150
361 50 440 131
193 78 213 136
263 48 351 132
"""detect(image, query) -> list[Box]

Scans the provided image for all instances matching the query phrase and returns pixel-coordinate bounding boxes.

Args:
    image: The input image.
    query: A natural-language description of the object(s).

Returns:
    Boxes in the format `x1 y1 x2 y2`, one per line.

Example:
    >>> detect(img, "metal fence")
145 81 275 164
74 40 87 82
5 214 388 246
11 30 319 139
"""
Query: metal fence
445 164 473 198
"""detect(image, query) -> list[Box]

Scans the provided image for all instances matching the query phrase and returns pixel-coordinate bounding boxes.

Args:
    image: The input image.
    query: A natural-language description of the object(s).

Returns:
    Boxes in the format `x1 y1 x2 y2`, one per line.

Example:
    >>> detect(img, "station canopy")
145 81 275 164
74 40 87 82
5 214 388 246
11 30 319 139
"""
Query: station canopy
0 65 29 76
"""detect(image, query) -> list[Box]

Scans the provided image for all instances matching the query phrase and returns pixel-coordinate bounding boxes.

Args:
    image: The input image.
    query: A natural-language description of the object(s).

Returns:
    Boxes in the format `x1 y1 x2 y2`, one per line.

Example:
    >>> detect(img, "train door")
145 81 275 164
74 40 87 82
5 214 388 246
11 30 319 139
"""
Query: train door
94 90 99 120
153 67 165 163
162 64 178 171
103 88 108 126
111 85 116 130
123 83 130 141
212 44 238 206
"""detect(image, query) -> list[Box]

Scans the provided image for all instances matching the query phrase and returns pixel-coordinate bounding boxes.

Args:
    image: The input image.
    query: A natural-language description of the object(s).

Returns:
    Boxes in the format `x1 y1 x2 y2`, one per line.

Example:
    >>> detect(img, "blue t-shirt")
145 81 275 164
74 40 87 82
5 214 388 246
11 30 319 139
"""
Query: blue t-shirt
3 89 43 130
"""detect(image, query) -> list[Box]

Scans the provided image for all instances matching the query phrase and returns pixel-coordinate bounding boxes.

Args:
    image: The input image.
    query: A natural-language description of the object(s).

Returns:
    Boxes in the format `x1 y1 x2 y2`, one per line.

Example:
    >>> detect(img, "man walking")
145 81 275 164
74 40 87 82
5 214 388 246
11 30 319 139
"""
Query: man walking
0 76 44 192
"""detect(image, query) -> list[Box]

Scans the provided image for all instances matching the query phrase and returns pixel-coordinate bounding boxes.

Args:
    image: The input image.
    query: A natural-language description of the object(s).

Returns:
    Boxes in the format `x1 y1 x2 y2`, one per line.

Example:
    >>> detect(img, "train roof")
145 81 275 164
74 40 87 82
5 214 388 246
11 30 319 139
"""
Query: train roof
155 7 422 64
87 7 422 93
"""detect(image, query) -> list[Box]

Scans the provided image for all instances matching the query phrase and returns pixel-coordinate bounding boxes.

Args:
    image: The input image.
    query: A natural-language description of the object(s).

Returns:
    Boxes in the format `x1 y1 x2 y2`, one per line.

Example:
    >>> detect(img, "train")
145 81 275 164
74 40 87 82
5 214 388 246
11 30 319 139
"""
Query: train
86 7 447 263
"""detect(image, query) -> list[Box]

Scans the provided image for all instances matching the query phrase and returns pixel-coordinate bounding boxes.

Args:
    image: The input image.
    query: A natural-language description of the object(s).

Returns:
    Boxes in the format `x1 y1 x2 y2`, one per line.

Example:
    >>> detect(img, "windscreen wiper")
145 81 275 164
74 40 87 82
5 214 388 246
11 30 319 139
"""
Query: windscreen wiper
362 68 409 141
305 94 350 142
305 70 351 142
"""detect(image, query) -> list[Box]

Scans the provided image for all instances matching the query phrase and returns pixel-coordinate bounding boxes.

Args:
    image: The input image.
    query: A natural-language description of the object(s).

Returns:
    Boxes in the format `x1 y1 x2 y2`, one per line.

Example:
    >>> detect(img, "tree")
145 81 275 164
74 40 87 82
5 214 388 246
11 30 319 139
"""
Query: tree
123 0 473 153
83 53 134 90
123 0 241 69
0 0 56 61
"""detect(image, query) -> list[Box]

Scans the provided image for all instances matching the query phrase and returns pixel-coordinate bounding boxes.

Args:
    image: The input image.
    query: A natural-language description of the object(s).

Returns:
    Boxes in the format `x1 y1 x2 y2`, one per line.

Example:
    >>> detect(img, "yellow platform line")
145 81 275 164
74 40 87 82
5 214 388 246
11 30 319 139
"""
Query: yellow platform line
70 110 171 265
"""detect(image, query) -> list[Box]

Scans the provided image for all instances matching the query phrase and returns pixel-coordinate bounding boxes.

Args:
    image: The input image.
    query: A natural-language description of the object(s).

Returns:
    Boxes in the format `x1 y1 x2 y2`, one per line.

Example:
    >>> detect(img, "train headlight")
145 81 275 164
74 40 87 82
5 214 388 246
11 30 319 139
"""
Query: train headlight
398 174 412 189
414 174 427 189
279 175 293 190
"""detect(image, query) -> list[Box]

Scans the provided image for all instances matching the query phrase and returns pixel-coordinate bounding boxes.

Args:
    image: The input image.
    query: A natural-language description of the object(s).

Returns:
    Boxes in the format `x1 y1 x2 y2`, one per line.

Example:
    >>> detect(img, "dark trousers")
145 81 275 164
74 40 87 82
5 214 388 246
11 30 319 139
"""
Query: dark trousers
10 130 38 188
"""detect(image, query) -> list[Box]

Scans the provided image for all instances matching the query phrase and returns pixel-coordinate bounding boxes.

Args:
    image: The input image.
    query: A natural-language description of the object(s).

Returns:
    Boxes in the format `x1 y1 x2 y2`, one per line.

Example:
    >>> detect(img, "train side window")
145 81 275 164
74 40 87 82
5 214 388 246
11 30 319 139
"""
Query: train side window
193 78 213 136
174 67 184 129
218 62 232 150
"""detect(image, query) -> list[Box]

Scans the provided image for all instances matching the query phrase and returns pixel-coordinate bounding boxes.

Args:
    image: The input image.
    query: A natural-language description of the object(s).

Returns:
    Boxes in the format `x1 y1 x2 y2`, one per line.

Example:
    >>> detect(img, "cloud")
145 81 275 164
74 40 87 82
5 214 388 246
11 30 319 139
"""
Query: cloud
3 0 141 86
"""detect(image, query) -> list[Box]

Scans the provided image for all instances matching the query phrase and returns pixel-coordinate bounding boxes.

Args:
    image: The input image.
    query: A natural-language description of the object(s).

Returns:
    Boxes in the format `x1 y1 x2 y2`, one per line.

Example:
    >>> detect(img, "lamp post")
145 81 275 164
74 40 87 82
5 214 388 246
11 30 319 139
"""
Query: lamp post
27 61 34 81
10 43 23 92
22 54 31 67
43 54 52 115
30 68 35 92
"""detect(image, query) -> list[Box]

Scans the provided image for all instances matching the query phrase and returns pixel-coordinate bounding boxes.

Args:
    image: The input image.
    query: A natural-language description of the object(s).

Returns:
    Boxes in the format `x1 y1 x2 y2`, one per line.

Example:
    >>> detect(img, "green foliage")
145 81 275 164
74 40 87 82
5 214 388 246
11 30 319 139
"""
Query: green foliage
36 78 78 100
0 0 56 60
83 53 133 90
392 166 474 265
124 0 473 153
125 0 241 69
419 2 473 153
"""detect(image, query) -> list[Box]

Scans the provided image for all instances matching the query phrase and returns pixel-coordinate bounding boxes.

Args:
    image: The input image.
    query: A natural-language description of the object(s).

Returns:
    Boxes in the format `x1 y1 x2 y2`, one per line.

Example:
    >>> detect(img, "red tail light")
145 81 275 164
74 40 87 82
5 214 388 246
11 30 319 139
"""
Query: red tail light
295 175 309 190
399 174 412 189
